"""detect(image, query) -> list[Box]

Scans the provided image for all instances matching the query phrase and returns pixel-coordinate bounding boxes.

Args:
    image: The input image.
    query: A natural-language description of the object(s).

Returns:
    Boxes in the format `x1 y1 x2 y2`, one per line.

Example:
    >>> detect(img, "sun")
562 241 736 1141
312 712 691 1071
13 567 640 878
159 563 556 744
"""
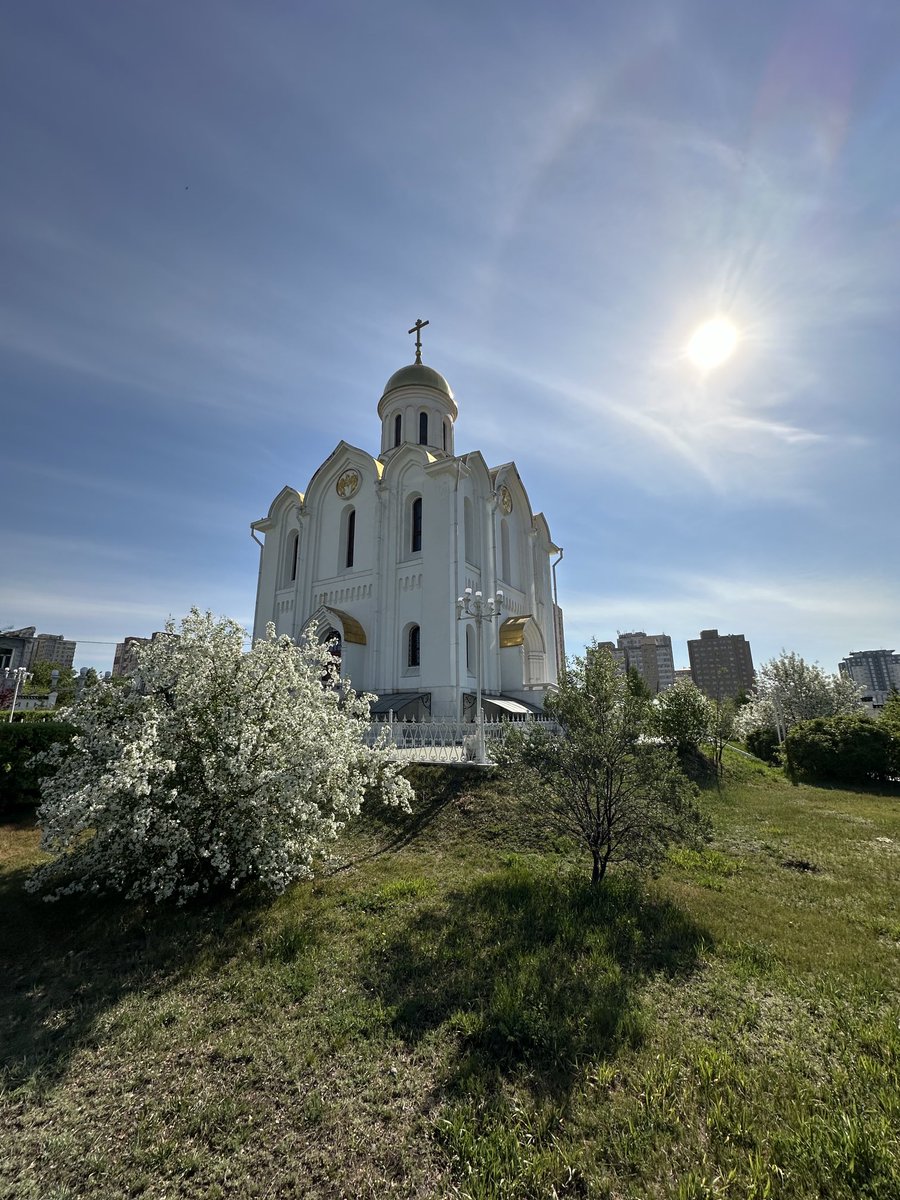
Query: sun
686 317 738 371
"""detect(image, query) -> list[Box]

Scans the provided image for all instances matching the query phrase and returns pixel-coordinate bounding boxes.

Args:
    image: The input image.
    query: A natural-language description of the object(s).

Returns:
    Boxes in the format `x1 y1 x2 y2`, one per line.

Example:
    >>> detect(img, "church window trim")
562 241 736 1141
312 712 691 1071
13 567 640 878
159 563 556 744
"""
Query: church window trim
418 411 428 445
411 496 423 554
408 624 421 669
284 530 300 586
394 412 402 447
345 508 356 569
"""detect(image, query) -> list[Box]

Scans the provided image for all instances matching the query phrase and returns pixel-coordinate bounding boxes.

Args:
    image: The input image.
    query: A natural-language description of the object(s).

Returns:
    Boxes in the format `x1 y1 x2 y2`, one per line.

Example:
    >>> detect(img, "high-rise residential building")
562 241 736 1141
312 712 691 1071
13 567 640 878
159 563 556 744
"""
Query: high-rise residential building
839 649 900 696
0 627 76 671
688 629 754 699
113 633 167 677
610 631 675 694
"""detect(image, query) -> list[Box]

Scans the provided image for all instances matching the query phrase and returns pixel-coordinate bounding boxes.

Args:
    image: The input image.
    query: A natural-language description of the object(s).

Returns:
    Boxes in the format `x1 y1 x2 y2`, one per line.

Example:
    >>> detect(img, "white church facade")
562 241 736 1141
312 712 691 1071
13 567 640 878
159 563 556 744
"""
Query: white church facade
251 325 564 720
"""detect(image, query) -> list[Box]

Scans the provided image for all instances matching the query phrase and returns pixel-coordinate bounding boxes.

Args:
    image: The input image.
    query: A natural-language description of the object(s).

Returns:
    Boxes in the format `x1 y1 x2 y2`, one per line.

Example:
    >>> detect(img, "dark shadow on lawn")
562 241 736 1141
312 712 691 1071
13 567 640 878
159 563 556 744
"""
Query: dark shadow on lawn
0 858 283 1093
333 765 486 874
366 861 709 1101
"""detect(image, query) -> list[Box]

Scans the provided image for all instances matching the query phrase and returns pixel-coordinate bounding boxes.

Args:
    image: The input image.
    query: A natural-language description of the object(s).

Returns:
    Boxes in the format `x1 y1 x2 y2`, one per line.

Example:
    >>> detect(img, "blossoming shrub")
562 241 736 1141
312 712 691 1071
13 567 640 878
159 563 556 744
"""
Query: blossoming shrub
27 610 412 903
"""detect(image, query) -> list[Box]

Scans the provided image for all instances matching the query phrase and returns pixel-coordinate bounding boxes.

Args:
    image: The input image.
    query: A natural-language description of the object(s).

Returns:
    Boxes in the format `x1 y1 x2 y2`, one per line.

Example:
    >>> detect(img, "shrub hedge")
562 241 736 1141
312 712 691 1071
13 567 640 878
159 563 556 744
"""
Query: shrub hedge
0 720 77 816
784 714 894 786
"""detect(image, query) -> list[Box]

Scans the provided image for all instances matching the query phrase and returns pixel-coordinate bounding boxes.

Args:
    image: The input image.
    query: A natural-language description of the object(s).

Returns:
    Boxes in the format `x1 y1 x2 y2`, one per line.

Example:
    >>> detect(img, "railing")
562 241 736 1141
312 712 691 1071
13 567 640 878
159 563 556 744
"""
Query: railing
366 712 559 764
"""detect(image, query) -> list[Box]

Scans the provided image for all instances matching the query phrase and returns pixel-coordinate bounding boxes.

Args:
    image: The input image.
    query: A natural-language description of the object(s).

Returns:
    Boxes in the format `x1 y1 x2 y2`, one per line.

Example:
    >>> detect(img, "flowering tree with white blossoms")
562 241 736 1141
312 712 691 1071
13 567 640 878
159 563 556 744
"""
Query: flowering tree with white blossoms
27 609 412 904
735 650 861 744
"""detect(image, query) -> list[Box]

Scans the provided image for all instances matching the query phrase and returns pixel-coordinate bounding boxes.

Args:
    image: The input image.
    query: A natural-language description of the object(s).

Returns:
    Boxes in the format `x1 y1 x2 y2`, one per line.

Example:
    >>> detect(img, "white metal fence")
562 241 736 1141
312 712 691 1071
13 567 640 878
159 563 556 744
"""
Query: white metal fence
366 712 559 764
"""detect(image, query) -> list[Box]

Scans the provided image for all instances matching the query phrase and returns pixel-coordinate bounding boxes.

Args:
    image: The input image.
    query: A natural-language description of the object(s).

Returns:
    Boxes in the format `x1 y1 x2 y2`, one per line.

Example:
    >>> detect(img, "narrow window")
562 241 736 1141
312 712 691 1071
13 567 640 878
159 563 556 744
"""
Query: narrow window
442 420 447 451
408 625 420 668
411 497 422 553
289 531 299 582
345 509 356 569
418 411 428 444
500 518 511 582
394 413 402 447
466 625 474 673
464 497 475 565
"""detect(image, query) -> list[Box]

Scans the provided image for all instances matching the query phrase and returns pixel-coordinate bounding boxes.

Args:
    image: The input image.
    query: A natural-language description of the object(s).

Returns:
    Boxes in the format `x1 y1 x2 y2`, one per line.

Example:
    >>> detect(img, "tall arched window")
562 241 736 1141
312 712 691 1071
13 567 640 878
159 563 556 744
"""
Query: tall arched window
345 509 356 569
408 624 420 668
418 411 428 445
411 496 422 553
466 625 475 674
464 497 476 565
394 413 402 447
500 518 511 583
285 530 299 585
442 420 447 451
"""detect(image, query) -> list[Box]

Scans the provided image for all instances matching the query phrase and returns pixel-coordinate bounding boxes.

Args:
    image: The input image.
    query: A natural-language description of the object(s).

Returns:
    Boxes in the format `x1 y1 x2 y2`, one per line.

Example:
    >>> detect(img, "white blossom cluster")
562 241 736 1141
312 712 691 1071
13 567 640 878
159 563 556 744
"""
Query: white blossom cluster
734 650 862 741
27 609 412 904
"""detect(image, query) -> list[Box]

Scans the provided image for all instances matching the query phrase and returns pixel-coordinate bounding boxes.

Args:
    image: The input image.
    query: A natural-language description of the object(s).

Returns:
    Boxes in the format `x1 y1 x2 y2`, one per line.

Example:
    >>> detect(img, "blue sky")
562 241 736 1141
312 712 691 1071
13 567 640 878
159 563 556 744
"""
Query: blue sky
2 0 898 675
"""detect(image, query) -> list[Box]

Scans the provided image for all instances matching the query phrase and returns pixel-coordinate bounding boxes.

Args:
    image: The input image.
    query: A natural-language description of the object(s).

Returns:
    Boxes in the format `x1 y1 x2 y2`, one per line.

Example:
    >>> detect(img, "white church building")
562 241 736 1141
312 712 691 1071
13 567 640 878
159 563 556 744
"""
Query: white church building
251 323 564 720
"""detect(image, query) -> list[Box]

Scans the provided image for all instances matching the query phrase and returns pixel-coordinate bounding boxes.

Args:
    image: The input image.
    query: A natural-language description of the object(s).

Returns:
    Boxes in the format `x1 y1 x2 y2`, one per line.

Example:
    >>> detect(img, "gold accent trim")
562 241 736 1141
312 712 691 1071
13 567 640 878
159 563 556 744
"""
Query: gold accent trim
328 608 367 645
336 470 360 499
499 615 531 648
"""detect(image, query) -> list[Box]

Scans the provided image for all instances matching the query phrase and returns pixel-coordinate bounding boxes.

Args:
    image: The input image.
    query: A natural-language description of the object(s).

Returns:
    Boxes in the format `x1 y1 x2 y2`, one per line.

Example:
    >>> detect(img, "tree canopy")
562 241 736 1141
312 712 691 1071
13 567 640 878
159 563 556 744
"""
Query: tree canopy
497 642 707 886
27 610 412 904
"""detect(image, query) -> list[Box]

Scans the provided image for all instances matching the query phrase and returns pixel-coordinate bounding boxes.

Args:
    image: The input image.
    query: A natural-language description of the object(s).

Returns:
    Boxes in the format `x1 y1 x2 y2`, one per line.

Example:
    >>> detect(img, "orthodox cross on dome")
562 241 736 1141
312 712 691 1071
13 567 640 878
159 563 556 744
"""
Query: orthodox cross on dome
408 317 429 364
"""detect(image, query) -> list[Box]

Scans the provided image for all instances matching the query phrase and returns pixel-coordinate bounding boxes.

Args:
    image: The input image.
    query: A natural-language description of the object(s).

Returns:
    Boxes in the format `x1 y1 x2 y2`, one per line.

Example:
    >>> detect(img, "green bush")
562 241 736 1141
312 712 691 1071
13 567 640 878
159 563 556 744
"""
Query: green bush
0 720 77 816
784 715 893 785
11 709 64 724
746 727 780 764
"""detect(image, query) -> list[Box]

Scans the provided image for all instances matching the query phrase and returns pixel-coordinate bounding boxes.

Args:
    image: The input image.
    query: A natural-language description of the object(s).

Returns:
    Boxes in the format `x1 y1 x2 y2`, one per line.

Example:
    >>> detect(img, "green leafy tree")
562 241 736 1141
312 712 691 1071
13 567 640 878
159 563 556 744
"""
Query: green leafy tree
625 665 651 700
25 661 77 704
653 680 712 757
496 642 707 887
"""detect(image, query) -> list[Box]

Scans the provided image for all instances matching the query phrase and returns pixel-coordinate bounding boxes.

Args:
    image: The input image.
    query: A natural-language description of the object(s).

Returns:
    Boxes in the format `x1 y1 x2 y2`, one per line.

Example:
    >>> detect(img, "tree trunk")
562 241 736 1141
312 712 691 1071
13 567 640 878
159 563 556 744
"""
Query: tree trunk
591 848 601 887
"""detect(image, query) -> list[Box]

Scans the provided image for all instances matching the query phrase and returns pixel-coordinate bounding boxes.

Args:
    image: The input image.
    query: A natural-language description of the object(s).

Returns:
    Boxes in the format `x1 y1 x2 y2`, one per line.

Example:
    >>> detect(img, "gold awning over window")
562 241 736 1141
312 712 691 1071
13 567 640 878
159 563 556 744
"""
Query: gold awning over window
499 615 531 648
327 608 367 645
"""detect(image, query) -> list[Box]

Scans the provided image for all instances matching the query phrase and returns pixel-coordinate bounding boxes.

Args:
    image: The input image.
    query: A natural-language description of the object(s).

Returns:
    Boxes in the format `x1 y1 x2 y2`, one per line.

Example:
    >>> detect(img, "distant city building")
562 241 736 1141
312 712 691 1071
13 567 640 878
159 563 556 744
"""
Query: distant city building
113 633 167 677
839 649 900 712
601 631 675 694
839 649 900 694
688 629 754 699
673 668 693 686
0 627 76 671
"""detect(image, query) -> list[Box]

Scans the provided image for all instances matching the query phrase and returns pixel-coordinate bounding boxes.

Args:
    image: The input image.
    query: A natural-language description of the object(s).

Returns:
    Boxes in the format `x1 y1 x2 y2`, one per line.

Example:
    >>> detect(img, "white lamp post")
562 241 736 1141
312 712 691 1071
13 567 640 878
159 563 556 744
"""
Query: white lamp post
456 586 504 764
2 666 33 723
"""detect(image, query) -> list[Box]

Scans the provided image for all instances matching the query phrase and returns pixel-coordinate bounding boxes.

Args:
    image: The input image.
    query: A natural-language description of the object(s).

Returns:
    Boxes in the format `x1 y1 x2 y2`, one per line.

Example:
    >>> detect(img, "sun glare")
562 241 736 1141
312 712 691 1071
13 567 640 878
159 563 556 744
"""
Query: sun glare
686 317 738 371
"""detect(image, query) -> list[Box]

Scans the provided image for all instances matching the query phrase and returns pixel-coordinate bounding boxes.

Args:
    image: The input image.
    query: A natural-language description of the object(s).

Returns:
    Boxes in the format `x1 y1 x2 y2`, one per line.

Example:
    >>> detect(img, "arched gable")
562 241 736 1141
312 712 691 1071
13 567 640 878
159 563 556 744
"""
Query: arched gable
303 440 382 511
252 485 304 534
379 441 438 489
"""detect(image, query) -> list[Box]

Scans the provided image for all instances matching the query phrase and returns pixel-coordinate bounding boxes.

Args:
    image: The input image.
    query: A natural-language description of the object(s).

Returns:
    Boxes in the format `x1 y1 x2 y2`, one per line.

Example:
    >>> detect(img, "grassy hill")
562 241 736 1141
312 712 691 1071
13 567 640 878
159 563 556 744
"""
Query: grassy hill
1 754 898 1199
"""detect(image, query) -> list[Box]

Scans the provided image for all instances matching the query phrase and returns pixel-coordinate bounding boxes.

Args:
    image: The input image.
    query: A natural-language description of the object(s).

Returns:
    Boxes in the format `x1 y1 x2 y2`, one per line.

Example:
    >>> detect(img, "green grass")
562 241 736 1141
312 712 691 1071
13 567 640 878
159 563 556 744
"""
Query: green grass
1 754 899 1198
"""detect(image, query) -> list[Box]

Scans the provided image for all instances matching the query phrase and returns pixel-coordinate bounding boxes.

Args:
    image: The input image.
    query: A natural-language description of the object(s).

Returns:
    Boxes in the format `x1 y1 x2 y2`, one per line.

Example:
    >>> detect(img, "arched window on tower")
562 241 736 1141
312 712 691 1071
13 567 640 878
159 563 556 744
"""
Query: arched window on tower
284 530 299 586
411 496 422 554
442 420 447 451
418 411 428 445
500 518 511 583
464 497 476 566
466 624 475 674
345 508 356 569
408 624 420 669
394 413 402 447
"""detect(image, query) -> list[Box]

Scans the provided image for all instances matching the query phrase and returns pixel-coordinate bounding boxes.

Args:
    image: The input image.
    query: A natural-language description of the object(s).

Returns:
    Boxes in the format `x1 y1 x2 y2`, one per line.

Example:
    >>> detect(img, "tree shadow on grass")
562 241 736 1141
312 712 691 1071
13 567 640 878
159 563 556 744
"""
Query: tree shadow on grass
366 860 710 1102
0 856 299 1094
335 765 484 872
